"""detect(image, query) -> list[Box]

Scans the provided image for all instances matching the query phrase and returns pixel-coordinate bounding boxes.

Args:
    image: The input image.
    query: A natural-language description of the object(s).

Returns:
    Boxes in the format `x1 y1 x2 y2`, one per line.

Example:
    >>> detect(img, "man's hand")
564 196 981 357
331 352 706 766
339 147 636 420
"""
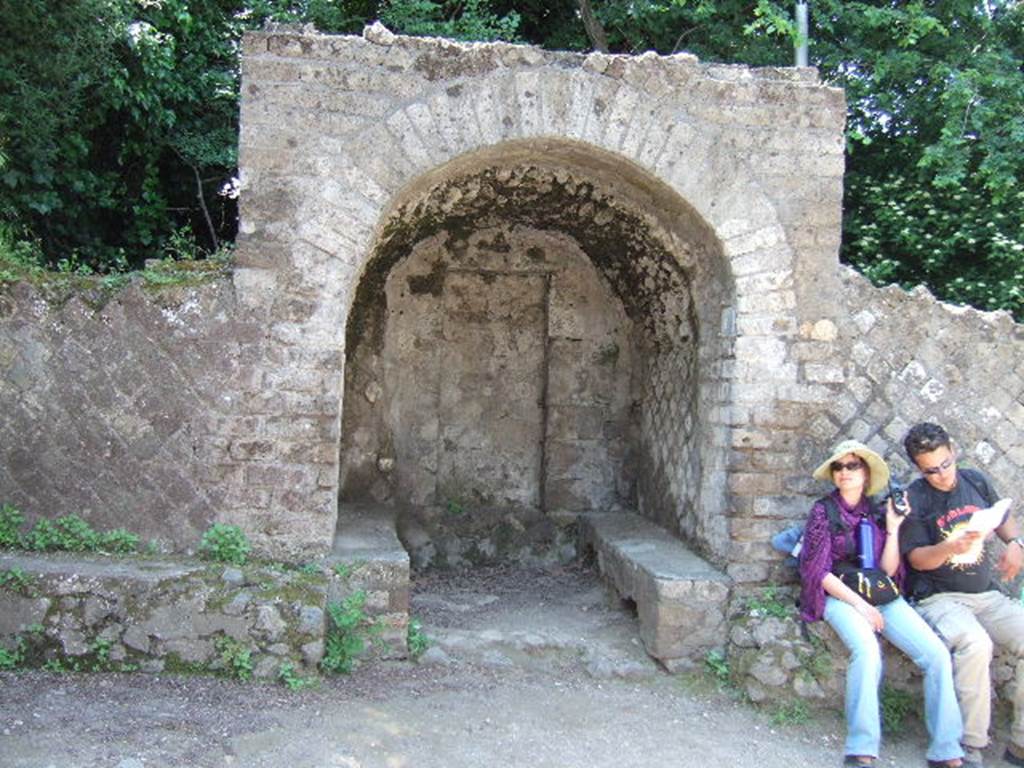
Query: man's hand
998 540 1023 581
946 530 983 556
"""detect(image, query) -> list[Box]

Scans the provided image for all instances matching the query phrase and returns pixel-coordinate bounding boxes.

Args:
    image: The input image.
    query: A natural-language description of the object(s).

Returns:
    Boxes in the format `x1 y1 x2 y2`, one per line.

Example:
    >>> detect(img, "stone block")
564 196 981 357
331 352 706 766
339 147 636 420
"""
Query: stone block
579 512 730 665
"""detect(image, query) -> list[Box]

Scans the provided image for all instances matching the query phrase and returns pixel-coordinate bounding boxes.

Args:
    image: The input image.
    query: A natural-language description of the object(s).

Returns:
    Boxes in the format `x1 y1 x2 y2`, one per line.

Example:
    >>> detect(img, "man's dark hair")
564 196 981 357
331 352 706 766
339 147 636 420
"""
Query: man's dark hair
904 422 952 459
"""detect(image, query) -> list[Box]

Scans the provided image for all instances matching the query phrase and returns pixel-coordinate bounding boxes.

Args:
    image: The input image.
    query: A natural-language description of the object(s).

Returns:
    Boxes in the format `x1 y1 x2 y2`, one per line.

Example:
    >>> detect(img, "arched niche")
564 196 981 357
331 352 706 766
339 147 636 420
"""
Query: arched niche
338 140 735 567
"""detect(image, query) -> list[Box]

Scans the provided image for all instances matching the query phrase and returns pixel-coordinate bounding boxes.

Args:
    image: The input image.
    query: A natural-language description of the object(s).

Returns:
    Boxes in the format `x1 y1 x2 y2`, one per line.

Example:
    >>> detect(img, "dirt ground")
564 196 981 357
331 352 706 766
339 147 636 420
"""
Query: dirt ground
0 563 996 768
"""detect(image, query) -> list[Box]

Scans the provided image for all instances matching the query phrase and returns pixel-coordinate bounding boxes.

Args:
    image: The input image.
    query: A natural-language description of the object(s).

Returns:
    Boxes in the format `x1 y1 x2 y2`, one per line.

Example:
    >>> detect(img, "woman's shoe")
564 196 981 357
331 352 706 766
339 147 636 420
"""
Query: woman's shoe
843 757 874 767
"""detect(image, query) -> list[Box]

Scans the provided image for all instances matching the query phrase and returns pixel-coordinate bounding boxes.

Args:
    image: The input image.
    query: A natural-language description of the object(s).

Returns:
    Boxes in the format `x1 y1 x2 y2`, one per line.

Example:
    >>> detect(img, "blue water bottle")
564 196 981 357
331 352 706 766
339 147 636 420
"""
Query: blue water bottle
858 517 876 569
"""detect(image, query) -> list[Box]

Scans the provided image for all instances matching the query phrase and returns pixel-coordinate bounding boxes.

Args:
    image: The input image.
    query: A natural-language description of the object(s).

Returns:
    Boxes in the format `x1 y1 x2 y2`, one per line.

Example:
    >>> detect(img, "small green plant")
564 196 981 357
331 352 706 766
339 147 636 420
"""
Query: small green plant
90 638 112 668
0 503 25 548
43 657 70 673
332 560 365 580
322 590 378 675
299 562 321 576
770 700 811 727
704 648 730 684
445 498 465 517
746 586 793 619
55 253 94 276
0 638 26 670
97 528 140 554
880 684 916 732
278 661 317 691
0 224 44 283
215 636 253 681
199 524 251 565
0 567 35 593
407 617 429 659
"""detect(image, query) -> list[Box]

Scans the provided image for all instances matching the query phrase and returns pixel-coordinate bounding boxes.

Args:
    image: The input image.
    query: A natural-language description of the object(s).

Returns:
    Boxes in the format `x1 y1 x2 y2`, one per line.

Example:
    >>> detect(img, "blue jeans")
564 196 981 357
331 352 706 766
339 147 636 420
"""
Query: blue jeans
824 595 963 761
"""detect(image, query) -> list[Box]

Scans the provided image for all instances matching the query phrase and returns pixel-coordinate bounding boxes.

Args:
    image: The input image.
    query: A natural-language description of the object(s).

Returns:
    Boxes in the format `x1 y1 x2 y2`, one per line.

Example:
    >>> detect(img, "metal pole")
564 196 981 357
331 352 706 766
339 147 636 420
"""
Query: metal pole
795 2 809 67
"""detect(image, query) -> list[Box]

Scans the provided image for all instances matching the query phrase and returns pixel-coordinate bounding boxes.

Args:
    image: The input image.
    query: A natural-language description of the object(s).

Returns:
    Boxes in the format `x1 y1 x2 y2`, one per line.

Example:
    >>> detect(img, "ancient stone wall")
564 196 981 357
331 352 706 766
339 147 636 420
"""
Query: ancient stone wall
0 277 252 549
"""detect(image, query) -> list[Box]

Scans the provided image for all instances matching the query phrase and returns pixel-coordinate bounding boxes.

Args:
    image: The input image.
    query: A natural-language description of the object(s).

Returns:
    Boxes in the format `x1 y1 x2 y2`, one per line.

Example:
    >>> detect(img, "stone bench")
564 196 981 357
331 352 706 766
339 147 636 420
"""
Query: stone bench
578 512 731 670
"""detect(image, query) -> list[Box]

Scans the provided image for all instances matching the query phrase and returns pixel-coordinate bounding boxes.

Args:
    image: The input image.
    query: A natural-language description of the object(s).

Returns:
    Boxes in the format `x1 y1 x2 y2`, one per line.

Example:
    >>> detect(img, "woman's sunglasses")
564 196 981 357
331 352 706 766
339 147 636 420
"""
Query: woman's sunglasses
830 459 865 472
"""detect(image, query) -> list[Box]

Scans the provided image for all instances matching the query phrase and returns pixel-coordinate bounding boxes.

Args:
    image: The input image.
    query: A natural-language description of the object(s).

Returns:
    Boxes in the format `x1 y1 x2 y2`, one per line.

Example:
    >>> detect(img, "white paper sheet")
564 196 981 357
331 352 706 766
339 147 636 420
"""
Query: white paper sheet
950 498 1013 565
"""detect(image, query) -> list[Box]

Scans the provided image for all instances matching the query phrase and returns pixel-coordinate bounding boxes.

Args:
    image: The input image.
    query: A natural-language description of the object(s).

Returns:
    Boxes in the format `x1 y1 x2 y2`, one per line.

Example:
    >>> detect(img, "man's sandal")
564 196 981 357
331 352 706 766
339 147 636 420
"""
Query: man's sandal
843 757 874 767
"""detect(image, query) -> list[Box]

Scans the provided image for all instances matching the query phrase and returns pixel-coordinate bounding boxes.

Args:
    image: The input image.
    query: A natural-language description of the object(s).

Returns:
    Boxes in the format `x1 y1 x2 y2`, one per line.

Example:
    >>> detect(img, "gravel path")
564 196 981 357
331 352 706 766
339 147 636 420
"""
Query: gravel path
0 563 984 768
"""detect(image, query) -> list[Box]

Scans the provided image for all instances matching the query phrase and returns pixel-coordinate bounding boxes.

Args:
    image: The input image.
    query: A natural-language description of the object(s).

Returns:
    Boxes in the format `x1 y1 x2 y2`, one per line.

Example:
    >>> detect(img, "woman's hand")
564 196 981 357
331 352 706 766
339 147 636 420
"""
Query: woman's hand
884 498 906 533
854 600 884 632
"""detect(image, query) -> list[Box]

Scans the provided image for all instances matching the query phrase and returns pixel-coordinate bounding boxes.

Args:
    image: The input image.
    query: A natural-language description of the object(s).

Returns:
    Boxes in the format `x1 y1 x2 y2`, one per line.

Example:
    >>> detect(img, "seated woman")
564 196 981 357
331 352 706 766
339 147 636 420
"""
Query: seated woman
799 439 965 767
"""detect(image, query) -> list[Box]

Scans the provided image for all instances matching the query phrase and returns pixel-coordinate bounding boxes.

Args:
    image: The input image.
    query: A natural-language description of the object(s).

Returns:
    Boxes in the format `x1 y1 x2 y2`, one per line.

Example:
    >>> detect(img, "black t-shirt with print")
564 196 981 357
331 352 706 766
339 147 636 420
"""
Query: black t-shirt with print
900 468 1002 598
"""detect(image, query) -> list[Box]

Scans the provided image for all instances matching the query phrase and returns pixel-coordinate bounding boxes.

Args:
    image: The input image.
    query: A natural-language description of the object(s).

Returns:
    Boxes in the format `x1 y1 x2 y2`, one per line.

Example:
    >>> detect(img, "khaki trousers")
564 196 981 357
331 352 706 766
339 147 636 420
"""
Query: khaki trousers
916 590 1024 748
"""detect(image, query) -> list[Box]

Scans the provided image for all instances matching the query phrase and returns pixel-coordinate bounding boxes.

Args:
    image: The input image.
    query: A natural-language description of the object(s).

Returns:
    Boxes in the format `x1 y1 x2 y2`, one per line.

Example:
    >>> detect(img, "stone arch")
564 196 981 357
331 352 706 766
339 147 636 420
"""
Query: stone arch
336 137 764 564
231 29 842 566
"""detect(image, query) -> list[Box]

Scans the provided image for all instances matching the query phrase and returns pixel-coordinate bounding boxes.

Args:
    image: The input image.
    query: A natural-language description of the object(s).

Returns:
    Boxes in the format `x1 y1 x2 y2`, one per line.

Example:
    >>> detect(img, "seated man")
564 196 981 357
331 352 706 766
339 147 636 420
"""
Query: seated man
901 422 1024 767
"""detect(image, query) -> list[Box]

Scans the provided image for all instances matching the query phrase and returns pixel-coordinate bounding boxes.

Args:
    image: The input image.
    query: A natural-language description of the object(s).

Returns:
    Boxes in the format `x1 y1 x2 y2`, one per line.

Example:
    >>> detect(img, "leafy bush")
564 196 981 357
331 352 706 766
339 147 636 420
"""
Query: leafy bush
2 507 140 555
98 529 140 554
22 515 100 552
198 523 251 565
381 0 521 42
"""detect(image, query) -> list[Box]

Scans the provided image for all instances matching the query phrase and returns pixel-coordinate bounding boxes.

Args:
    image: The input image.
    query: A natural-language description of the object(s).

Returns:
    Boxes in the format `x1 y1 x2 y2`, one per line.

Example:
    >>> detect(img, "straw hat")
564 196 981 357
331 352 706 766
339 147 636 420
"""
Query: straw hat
812 439 890 496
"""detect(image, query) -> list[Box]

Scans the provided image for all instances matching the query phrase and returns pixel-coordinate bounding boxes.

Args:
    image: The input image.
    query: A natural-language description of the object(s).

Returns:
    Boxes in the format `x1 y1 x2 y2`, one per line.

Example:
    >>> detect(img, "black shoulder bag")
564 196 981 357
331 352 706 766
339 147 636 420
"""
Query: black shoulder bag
823 497 900 606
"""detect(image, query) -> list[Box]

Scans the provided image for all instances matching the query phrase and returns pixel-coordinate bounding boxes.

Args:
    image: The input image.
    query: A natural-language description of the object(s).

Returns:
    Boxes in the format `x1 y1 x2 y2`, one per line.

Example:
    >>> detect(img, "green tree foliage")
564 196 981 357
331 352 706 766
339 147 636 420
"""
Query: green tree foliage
0 0 243 269
0 1 1020 318
380 0 521 41
813 0 1024 317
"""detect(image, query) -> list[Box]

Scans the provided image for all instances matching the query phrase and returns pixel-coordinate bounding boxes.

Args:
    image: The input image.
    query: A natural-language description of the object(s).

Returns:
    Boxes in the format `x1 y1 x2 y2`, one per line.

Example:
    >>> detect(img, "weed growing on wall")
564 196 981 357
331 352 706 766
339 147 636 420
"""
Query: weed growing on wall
332 560 366 580
881 684 917 733
278 661 317 691
0 638 27 670
215 636 253 681
745 586 793 619
0 504 25 547
704 648 731 685
0 505 139 554
322 590 379 675
0 567 36 594
199 524 251 565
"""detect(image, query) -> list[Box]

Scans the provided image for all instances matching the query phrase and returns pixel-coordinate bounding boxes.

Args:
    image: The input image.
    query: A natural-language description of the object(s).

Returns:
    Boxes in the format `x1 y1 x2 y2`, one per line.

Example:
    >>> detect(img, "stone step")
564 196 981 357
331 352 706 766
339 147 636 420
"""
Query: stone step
578 512 731 670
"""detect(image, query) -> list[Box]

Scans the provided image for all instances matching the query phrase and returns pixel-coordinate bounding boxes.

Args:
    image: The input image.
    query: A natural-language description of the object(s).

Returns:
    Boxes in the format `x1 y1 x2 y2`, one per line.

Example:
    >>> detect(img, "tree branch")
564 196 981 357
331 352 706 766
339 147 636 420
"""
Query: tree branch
578 0 609 53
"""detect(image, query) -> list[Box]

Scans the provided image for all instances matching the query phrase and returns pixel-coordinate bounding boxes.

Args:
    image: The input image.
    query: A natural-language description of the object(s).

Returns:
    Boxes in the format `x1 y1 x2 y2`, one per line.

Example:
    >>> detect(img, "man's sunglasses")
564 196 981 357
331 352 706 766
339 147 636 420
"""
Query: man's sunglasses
830 459 865 472
920 456 955 476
